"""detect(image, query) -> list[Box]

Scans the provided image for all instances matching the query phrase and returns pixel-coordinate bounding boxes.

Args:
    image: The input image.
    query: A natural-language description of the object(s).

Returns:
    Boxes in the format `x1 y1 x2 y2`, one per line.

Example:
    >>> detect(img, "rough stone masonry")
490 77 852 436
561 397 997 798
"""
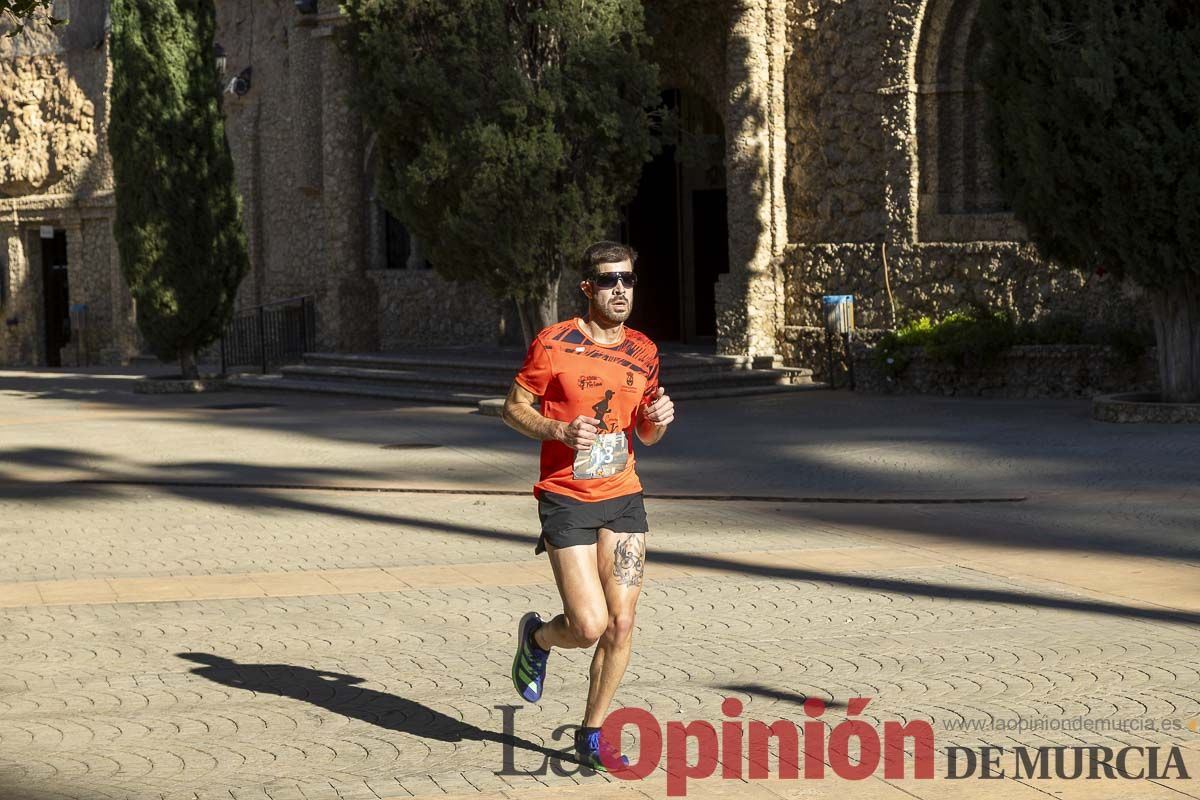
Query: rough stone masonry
0 0 1138 369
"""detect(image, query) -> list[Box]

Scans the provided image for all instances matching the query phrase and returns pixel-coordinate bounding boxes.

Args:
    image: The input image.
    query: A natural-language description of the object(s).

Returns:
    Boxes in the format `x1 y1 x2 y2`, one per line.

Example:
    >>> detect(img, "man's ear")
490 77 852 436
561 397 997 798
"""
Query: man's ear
579 280 592 300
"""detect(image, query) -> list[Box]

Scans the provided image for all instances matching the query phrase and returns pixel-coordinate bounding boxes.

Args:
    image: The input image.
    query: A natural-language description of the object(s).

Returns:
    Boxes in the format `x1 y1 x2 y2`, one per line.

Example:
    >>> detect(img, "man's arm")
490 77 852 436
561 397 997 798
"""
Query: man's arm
501 381 600 451
636 386 674 446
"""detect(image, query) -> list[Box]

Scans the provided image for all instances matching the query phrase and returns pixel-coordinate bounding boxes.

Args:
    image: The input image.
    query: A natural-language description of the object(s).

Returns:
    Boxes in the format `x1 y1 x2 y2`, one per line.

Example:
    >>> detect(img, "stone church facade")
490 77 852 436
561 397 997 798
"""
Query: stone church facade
0 0 1132 369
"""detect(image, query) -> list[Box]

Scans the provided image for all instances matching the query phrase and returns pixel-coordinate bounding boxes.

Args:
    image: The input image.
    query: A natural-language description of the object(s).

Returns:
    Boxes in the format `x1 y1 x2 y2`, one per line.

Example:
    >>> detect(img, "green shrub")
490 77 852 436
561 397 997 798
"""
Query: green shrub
1028 312 1085 345
872 308 1153 381
873 310 1014 379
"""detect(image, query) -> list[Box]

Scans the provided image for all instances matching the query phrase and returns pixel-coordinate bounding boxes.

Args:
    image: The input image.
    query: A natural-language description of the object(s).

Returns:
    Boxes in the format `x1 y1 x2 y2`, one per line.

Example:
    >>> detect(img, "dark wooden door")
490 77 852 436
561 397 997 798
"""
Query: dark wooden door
41 230 70 367
691 188 728 338
624 91 682 342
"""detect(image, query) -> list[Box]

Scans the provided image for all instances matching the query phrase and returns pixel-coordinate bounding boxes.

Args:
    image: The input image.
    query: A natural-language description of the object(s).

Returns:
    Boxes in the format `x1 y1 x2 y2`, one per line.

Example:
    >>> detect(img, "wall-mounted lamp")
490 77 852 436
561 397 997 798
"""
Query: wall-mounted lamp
295 0 319 13
213 43 227 75
225 66 252 97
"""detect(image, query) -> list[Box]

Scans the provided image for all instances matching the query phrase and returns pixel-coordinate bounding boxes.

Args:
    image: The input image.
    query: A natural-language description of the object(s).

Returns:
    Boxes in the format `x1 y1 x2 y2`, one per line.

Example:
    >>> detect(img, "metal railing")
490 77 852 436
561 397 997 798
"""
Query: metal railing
220 295 316 374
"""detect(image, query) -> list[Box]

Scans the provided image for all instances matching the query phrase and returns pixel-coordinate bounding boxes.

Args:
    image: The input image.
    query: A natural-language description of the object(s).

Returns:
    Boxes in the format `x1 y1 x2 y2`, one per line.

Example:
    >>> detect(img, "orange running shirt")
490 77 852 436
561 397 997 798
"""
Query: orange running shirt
514 318 660 502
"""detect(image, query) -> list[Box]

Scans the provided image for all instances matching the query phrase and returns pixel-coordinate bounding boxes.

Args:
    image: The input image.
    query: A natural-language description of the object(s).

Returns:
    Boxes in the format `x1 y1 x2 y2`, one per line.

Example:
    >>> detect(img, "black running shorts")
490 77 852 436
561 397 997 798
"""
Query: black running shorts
535 491 648 554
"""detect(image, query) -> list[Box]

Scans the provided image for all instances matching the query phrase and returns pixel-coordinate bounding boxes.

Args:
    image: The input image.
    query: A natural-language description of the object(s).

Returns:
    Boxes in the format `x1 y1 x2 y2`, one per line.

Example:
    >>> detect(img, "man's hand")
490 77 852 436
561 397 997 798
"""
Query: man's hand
558 415 602 451
637 387 673 445
643 387 674 427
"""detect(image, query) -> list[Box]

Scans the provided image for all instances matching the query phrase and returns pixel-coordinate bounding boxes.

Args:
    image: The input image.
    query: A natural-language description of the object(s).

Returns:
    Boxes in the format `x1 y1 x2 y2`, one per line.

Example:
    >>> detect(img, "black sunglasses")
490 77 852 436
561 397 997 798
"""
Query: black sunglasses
589 271 638 289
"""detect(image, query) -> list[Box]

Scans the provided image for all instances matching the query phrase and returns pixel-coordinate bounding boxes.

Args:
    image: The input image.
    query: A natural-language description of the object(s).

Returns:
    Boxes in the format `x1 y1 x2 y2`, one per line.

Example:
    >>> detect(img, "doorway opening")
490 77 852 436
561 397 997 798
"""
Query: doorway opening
622 88 728 343
40 229 70 367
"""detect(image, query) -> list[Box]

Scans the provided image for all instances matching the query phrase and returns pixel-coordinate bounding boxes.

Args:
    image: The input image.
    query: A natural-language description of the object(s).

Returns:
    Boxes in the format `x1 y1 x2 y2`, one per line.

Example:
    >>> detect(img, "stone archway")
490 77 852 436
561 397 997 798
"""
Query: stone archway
623 88 728 344
913 0 1023 242
362 134 428 274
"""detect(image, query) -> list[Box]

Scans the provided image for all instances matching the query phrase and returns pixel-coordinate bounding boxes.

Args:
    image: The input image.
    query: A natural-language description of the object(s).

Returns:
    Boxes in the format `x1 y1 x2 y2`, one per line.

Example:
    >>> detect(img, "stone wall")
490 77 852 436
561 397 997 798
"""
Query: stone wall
215 1 345 347
786 0 904 244
215 0 521 353
1 1 602 364
367 265 589 349
782 242 1141 332
3 0 1144 368
0 4 110 199
777 0 1138 373
0 214 132 367
779 240 1144 379
0 3 134 367
784 0 1012 245
852 343 1158 398
643 0 729 119
780 325 888 385
74 215 135 365
368 269 500 348
1 232 40 365
0 55 97 198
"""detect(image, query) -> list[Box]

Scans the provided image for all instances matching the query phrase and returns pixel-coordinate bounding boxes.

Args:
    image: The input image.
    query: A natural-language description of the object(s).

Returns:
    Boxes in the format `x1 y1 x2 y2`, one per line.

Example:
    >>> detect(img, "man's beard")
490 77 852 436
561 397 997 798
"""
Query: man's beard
591 297 632 324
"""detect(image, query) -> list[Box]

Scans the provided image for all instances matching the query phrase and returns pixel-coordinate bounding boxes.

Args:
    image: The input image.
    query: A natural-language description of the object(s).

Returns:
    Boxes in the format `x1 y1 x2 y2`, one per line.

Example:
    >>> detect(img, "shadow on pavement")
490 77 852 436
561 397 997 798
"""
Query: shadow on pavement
718 683 847 710
177 652 573 766
0 448 1196 627
2 440 1197 564
6 367 1200 502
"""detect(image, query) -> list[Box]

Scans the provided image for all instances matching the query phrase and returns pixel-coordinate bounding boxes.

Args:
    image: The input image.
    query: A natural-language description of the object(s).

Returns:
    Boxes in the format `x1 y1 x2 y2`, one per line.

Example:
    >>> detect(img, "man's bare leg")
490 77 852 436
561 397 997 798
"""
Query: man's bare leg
583 528 645 727
535 541 609 651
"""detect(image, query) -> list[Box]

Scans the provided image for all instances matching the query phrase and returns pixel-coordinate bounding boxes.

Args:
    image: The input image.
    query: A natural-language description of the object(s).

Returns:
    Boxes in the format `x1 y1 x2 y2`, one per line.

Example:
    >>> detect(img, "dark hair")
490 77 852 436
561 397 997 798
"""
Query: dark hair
582 241 637 277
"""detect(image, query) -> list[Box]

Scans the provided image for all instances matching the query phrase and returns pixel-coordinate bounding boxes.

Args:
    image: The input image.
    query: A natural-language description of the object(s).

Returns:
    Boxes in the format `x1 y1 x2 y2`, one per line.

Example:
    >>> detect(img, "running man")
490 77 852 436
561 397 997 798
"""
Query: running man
501 241 675 771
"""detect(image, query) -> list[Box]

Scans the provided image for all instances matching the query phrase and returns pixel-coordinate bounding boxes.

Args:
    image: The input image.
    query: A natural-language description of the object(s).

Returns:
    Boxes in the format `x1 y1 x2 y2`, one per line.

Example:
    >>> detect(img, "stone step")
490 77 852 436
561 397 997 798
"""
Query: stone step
278 363 803 392
776 366 816 385
282 364 512 392
300 350 800 376
475 382 829 416
227 374 829 408
302 351 519 376
225 375 497 405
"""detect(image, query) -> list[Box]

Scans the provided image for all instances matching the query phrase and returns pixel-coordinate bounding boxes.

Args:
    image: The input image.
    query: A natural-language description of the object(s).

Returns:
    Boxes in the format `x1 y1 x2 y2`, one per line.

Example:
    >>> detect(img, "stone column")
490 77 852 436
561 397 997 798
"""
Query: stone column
885 2 924 245
61 218 87 366
0 230 25 365
17 228 44 367
716 0 787 359
315 20 377 352
289 18 323 195
97 214 138 364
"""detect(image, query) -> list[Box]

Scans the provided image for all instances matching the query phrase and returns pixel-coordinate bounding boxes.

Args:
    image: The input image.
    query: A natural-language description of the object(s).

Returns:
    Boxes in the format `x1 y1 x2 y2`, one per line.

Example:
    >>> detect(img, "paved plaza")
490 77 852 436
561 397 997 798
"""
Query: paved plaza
0 368 1198 800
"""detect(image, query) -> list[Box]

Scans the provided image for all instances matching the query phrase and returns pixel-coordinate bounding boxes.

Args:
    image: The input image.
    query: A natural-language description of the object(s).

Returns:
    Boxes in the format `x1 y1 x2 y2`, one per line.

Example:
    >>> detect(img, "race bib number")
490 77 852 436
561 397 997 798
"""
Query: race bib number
573 431 629 480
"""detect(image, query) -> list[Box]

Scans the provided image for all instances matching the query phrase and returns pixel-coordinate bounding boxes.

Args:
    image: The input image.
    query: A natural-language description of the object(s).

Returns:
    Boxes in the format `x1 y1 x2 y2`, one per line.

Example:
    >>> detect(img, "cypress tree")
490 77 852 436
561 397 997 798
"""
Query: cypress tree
981 0 1200 402
343 0 663 343
109 0 249 378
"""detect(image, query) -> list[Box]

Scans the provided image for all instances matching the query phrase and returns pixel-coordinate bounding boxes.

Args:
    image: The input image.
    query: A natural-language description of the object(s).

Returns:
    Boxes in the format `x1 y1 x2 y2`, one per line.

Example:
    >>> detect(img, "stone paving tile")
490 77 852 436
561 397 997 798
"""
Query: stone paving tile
0 546 947 608
0 488 865 583
0 583 42 607
1 374 1198 799
1 565 1198 799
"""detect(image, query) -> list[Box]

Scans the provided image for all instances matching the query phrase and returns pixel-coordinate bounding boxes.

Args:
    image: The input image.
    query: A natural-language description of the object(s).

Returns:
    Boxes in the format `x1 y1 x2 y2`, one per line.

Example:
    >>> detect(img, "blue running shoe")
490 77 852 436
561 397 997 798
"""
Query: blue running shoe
512 611 549 703
575 727 631 772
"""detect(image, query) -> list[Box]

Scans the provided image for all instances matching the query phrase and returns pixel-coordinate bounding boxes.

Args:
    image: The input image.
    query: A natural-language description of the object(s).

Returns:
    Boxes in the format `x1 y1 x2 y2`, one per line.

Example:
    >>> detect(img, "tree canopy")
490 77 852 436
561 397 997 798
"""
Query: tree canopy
109 0 249 377
981 0 1200 401
343 0 664 340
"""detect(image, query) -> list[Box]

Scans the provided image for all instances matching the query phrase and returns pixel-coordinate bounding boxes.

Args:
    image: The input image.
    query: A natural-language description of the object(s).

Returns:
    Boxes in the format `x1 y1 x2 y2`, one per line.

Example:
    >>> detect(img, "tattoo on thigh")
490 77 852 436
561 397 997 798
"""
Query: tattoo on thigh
613 533 645 587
